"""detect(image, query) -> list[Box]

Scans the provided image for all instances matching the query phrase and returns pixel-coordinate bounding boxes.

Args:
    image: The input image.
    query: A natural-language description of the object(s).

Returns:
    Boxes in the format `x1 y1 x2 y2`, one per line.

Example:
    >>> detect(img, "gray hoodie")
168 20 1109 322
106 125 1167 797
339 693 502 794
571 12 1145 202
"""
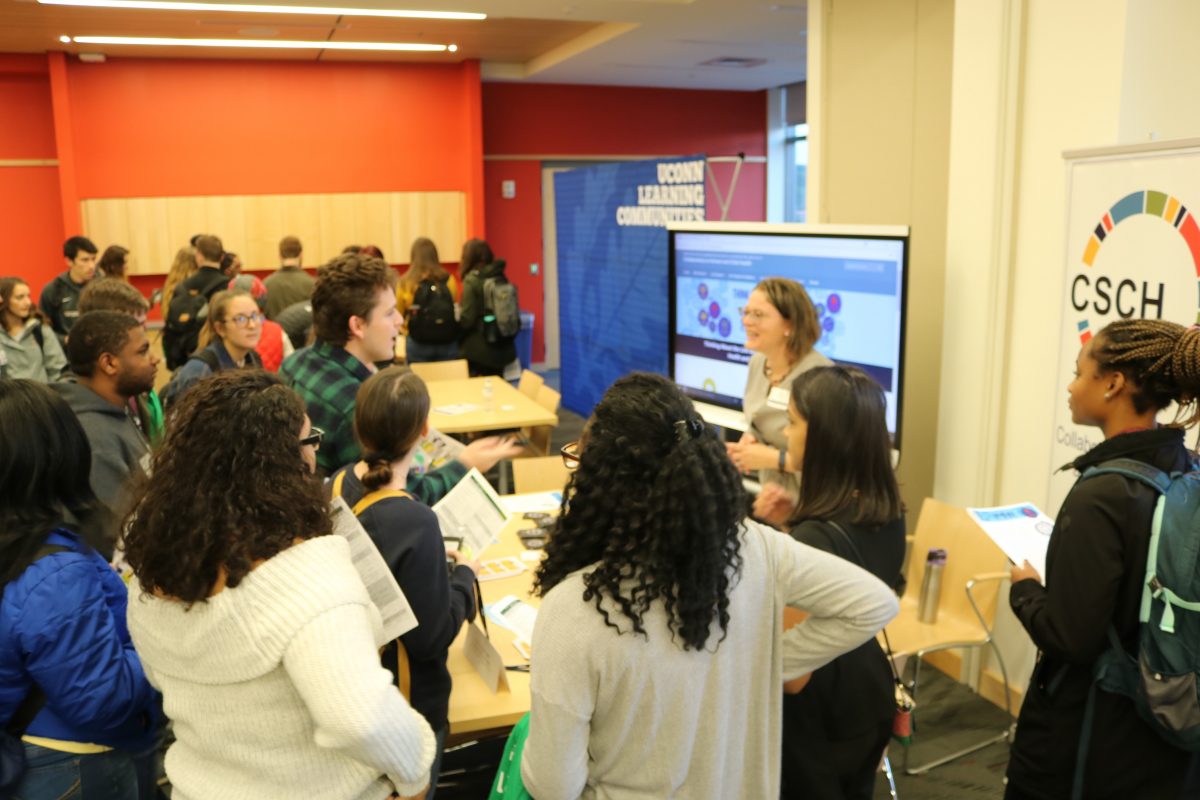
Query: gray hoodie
0 319 67 382
51 380 150 517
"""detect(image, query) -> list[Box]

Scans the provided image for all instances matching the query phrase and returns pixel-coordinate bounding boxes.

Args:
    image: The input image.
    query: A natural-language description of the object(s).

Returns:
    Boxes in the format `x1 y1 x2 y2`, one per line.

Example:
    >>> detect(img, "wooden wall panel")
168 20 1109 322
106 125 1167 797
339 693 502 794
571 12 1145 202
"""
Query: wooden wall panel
81 190 467 275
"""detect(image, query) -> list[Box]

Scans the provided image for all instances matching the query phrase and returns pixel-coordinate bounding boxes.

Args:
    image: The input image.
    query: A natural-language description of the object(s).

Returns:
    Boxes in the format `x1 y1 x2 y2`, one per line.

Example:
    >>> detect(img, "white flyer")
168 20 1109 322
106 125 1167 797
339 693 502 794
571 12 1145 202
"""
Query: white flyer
967 503 1053 579
330 496 419 641
432 468 510 558
485 594 539 643
498 491 563 515
410 427 467 476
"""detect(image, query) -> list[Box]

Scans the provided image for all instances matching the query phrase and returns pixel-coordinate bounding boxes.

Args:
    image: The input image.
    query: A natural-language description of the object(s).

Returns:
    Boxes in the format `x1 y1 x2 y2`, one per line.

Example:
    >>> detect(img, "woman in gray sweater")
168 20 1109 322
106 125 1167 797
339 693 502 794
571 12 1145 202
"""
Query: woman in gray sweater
522 373 898 799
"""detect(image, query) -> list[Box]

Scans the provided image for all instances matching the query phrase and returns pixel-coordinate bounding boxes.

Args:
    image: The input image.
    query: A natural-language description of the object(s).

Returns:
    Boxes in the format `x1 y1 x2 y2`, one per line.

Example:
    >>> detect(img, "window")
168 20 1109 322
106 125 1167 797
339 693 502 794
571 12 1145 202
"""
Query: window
785 123 808 222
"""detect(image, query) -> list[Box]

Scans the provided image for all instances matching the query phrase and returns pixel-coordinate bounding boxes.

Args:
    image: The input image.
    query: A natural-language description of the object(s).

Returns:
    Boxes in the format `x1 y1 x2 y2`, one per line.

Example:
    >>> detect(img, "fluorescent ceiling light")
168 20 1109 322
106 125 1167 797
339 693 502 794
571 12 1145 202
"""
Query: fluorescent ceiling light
40 0 485 20
69 35 455 50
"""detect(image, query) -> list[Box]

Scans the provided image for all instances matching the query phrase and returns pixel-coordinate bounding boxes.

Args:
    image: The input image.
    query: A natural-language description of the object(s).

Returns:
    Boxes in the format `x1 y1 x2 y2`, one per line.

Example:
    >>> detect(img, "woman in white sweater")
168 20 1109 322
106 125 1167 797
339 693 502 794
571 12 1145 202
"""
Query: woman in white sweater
523 373 899 800
123 370 435 800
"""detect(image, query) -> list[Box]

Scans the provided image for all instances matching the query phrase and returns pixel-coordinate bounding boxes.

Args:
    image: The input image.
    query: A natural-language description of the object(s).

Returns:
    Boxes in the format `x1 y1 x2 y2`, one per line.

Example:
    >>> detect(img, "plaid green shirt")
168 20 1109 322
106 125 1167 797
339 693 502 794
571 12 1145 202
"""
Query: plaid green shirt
280 341 467 504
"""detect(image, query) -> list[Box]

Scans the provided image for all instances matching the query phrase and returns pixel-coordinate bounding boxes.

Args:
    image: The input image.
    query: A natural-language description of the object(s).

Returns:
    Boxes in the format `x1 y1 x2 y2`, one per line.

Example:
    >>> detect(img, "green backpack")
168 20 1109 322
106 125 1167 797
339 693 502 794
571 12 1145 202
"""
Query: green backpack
488 712 533 800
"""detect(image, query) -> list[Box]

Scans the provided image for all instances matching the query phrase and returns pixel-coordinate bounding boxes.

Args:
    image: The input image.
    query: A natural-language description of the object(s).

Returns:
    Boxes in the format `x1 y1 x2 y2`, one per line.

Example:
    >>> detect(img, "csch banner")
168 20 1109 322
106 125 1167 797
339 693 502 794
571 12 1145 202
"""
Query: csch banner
555 155 706 416
1048 142 1200 513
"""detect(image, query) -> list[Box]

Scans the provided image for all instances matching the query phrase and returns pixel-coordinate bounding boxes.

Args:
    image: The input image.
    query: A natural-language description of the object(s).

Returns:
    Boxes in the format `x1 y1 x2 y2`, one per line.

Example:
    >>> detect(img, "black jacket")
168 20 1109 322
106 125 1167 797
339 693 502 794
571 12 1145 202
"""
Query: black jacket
458 260 516 372
1007 427 1192 799
330 465 476 732
782 516 905 798
38 271 86 342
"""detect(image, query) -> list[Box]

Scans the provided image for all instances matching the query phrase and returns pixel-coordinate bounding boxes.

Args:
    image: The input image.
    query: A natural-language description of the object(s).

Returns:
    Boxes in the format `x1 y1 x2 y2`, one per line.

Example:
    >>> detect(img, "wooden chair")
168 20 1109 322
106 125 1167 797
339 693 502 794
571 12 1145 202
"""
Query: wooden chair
884 498 1015 775
520 384 561 457
409 359 468 383
512 456 572 495
517 369 544 400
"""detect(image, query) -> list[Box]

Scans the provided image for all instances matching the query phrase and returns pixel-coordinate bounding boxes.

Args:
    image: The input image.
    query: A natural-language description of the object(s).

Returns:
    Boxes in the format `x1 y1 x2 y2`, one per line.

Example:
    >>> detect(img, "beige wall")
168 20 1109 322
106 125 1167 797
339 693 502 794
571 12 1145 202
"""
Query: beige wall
807 0 955 532
936 0 1200 695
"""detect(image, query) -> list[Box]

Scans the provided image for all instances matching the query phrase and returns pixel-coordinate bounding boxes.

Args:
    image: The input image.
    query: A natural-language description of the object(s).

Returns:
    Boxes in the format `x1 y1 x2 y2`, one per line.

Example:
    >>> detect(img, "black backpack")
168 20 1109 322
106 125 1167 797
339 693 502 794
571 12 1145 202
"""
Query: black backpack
162 272 227 370
407 279 459 344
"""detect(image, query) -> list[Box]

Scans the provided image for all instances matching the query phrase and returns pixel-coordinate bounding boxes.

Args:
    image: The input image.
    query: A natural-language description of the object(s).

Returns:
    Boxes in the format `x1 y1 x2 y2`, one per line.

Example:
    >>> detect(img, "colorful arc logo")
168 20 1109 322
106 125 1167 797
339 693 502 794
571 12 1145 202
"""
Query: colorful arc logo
1077 189 1200 344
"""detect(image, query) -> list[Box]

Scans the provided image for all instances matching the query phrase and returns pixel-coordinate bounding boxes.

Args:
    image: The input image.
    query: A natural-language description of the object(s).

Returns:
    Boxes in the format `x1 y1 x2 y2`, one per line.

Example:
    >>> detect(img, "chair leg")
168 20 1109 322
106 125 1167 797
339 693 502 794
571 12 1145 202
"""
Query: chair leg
901 645 1014 776
882 752 899 800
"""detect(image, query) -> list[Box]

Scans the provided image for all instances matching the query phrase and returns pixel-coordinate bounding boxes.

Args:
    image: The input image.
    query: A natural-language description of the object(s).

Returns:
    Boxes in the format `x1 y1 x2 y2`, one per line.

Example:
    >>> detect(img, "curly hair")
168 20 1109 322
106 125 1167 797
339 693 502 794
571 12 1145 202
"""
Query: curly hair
79 277 150 316
122 370 332 605
311 252 397 346
533 373 747 651
1093 319 1200 427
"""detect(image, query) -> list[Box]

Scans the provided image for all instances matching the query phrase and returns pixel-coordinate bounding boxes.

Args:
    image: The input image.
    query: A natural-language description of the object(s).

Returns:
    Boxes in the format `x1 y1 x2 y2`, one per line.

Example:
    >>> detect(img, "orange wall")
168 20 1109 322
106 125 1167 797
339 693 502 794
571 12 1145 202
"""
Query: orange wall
0 55 65 293
68 58 479 198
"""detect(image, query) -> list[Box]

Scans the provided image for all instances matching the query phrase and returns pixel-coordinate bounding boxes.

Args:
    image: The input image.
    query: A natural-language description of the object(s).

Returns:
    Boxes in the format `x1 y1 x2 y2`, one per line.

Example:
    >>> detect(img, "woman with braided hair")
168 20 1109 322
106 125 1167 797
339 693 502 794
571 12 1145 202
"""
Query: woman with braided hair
327 365 478 798
1005 319 1200 800
520 372 899 799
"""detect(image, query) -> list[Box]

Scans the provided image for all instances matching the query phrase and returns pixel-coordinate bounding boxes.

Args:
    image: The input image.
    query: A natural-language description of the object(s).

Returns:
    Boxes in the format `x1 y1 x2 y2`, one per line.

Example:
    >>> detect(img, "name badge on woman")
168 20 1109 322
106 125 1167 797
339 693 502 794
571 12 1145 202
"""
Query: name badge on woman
767 386 790 410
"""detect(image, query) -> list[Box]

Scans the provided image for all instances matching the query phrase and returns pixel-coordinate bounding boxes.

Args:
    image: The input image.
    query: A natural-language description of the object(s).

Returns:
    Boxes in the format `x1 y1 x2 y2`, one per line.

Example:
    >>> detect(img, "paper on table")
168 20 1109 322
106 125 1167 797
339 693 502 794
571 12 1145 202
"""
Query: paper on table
967 503 1053 578
330 496 418 641
485 594 538 643
433 403 479 416
432 468 510 558
498 491 563 515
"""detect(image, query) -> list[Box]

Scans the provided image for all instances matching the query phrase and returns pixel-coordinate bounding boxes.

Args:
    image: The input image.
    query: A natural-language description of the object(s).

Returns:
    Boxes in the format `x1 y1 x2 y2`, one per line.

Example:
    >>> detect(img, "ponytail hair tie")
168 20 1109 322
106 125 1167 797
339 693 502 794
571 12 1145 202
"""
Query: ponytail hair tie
361 450 397 464
673 417 704 443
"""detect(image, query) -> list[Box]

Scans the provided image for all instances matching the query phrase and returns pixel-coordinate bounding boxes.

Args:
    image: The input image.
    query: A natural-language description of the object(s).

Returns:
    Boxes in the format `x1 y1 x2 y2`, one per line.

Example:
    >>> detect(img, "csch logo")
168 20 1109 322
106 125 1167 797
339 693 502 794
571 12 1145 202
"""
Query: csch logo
1070 190 1200 344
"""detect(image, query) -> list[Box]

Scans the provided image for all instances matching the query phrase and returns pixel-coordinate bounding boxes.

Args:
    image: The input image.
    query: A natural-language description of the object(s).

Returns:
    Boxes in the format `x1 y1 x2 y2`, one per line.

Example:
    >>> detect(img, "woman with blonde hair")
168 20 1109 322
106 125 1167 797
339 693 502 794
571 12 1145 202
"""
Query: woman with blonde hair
160 289 263 407
160 246 197 321
398 237 460 363
727 276 830 502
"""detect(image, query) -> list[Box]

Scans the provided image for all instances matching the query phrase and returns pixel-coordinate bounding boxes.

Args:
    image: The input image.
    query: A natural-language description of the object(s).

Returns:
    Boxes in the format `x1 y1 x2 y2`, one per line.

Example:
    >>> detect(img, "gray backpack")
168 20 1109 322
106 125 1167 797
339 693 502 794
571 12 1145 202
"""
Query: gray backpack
483 275 520 340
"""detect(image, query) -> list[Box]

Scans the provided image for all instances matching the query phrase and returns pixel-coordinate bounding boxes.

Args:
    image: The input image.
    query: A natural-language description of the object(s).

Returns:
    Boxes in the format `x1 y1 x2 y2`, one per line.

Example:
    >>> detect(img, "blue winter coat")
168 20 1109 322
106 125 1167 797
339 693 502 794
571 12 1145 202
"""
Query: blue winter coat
0 529 158 752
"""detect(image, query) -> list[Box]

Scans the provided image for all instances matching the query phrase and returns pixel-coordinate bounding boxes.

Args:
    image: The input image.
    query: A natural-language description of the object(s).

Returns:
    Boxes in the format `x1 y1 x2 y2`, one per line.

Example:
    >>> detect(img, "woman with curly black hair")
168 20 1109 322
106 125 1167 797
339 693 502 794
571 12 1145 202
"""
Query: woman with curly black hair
520 372 899 799
123 370 436 800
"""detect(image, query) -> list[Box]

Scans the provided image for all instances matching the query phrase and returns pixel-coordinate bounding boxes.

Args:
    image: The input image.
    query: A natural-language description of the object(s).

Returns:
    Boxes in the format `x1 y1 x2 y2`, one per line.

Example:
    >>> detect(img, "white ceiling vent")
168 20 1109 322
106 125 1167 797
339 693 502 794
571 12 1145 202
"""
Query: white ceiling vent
700 56 767 68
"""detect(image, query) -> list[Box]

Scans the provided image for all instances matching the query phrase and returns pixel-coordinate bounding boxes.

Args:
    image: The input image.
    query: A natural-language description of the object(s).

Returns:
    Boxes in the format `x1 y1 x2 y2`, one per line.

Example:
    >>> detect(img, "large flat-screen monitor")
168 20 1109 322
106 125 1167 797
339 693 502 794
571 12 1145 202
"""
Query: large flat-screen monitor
668 223 909 448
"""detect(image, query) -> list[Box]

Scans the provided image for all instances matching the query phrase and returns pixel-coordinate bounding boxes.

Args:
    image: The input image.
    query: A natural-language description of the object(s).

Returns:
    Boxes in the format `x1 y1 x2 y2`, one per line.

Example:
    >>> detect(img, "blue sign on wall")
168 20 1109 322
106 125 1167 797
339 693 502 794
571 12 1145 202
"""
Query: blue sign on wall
555 155 706 416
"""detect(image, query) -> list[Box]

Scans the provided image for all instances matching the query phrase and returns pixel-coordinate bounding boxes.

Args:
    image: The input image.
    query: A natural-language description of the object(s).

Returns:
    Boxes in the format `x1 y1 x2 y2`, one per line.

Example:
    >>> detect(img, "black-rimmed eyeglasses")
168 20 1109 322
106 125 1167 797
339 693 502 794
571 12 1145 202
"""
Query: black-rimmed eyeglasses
300 427 324 449
561 440 580 469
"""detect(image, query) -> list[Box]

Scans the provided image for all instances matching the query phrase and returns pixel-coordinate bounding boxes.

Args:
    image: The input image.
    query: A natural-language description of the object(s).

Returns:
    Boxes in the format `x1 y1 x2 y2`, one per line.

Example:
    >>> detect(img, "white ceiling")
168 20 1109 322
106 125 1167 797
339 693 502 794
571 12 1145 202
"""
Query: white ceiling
474 0 807 90
2 0 807 90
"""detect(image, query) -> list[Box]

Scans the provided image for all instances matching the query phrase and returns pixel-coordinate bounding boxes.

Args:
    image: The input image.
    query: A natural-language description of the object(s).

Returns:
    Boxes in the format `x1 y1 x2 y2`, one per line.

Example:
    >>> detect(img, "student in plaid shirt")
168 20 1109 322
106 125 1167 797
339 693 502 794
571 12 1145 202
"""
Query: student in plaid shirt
281 251 520 504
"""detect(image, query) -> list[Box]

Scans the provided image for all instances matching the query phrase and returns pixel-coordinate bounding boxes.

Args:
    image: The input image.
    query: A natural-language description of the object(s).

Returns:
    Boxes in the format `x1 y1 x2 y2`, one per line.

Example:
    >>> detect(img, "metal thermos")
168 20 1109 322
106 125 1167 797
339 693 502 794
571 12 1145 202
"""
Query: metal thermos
917 548 947 624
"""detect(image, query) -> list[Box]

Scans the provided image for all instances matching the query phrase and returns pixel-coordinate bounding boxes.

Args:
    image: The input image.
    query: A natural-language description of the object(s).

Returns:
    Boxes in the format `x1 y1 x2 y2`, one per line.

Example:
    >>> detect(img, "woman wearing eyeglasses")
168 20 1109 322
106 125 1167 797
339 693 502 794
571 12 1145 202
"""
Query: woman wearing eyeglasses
124 370 436 800
161 290 264 407
521 373 898 799
726 278 830 499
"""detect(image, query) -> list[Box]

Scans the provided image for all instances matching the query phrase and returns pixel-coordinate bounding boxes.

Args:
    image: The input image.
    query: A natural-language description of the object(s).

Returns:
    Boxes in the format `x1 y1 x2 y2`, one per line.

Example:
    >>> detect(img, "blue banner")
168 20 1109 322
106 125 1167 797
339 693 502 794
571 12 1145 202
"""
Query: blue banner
555 156 706 416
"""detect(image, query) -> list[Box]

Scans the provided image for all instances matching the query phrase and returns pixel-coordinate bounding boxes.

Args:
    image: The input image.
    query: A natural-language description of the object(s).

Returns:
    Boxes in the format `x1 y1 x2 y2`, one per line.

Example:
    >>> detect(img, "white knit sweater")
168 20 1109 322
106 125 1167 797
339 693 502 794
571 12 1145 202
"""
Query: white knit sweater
127 535 436 800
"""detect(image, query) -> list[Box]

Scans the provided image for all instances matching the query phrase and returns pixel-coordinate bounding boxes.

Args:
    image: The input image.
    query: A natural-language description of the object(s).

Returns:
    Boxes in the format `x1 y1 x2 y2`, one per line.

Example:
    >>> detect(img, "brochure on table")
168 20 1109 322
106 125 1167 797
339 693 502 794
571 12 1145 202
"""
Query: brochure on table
967 503 1053 579
432 468 511 559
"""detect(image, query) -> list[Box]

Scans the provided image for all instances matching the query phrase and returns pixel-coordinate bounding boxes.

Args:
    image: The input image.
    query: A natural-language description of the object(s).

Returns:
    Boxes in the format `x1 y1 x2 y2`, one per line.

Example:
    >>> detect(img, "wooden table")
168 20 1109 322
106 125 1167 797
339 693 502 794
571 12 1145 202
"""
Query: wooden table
427 378 558 435
446 509 543 740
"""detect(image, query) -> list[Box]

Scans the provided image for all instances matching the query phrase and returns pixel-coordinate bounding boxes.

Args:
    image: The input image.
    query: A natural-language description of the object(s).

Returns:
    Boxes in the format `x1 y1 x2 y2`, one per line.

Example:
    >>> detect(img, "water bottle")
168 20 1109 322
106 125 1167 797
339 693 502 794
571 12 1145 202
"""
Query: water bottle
482 377 495 413
917 548 947 624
